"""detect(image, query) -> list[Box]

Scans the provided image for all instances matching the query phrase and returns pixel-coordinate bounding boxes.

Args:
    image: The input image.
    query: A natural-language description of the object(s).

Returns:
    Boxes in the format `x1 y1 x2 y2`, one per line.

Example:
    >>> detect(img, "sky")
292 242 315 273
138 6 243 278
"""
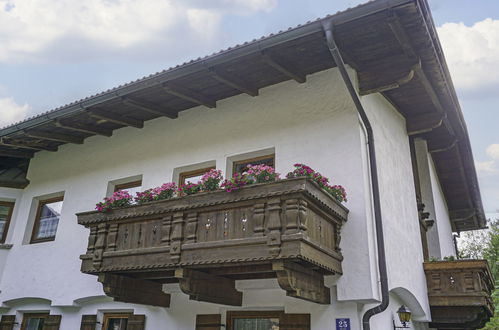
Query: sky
0 0 498 219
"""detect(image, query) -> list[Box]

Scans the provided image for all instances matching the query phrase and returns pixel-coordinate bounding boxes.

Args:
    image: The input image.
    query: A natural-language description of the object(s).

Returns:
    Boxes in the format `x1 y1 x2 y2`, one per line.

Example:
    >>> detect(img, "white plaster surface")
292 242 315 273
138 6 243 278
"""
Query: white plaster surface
0 68 437 329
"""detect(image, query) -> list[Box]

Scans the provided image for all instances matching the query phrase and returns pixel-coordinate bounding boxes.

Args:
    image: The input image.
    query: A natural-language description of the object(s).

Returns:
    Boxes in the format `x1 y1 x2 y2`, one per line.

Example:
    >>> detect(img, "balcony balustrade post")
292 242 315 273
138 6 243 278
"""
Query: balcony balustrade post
86 225 98 255
161 215 172 245
284 199 308 235
266 198 282 256
107 223 119 251
170 212 184 263
185 212 198 244
253 203 265 236
92 223 108 270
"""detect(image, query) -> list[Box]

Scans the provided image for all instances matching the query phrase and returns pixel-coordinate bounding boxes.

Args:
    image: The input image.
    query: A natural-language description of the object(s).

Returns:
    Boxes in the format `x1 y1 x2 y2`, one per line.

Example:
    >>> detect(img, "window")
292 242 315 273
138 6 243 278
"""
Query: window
179 167 215 185
114 180 142 196
227 311 282 330
31 196 64 243
232 154 275 176
103 313 132 330
21 313 48 330
0 201 14 243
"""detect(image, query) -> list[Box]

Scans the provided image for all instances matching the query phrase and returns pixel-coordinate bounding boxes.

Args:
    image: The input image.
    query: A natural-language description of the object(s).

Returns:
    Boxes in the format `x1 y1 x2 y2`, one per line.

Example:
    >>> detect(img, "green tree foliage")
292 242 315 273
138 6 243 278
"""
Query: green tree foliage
460 218 499 329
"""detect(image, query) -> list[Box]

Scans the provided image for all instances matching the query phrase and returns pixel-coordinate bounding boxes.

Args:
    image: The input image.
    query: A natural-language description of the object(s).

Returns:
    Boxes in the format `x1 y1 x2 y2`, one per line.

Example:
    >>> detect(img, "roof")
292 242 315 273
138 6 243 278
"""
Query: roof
0 0 485 231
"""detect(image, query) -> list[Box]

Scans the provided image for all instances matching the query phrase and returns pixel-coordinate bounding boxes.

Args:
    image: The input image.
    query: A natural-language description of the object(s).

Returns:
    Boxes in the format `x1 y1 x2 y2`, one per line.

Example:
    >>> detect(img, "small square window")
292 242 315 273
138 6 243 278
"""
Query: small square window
179 167 215 186
31 196 64 243
0 201 14 244
103 313 131 330
21 313 48 330
114 180 142 197
232 154 275 176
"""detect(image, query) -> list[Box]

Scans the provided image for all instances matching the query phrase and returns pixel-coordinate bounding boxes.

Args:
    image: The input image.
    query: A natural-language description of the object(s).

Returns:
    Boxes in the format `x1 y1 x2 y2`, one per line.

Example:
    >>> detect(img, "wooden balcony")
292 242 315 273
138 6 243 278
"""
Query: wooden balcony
78 177 348 307
424 260 495 329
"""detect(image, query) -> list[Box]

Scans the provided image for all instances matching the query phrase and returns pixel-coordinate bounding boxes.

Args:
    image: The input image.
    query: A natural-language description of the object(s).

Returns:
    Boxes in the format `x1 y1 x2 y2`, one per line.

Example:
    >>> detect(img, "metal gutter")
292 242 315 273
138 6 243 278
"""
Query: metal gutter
0 0 412 138
322 21 389 330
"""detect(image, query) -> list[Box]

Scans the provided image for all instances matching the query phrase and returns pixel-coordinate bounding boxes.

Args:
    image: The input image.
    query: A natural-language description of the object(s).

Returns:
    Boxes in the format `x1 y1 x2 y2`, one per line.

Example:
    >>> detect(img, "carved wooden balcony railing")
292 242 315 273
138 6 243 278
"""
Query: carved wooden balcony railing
78 177 348 307
424 260 495 329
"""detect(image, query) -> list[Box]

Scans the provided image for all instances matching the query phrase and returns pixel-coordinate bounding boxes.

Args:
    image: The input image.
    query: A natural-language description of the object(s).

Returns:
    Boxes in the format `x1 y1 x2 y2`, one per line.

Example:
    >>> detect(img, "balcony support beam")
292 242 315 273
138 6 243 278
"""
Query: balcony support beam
273 261 330 304
175 268 242 306
98 273 171 308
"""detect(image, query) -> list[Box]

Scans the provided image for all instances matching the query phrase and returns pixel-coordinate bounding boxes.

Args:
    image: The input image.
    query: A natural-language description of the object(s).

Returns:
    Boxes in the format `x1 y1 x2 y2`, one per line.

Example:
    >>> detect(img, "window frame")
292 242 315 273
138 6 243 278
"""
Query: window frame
179 167 215 186
226 311 284 330
114 180 142 193
0 201 14 244
102 313 132 330
30 196 64 244
232 154 275 176
20 313 49 330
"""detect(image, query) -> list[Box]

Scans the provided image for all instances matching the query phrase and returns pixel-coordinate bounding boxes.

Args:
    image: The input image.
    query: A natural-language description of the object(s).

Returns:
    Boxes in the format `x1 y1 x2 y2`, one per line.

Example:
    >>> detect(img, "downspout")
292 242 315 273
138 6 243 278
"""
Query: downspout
322 22 389 330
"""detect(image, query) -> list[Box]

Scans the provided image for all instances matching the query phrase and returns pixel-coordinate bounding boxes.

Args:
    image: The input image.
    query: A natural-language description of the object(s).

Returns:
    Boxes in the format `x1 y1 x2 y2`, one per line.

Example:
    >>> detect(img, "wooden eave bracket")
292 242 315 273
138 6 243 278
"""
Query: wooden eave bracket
406 112 446 136
261 51 306 83
121 96 178 119
273 261 330 304
87 108 144 129
359 62 418 96
175 268 242 306
0 137 58 152
98 273 171 308
449 208 476 222
163 83 217 109
55 119 113 137
23 129 84 144
0 148 34 159
207 67 259 97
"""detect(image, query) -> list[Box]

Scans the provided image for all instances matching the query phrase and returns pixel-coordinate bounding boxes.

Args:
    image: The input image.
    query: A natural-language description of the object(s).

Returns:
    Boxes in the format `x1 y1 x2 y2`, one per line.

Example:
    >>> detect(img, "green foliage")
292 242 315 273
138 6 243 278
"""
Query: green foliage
460 218 499 329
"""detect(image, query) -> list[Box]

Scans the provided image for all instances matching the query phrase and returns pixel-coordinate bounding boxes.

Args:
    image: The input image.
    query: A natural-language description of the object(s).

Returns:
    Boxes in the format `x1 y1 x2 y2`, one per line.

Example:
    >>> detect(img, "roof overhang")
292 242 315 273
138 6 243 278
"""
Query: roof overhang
0 0 485 231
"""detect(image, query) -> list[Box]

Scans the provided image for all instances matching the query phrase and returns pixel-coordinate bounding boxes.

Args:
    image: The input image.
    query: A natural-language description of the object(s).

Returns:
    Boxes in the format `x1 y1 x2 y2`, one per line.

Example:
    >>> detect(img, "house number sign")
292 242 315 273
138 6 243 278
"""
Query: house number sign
336 318 350 330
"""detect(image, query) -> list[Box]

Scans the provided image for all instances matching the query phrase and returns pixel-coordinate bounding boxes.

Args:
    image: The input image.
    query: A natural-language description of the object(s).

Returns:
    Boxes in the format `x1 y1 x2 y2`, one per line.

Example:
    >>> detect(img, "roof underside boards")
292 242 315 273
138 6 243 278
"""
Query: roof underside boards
0 0 485 231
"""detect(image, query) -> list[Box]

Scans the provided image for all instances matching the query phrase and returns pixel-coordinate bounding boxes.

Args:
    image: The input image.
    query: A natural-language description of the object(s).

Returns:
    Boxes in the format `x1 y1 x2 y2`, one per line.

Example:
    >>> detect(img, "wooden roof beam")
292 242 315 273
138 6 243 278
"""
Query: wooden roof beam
88 108 144 128
163 83 216 108
261 51 306 83
0 149 34 158
122 97 178 119
0 138 58 152
387 16 446 115
55 120 113 137
407 112 445 135
207 67 259 97
24 130 84 144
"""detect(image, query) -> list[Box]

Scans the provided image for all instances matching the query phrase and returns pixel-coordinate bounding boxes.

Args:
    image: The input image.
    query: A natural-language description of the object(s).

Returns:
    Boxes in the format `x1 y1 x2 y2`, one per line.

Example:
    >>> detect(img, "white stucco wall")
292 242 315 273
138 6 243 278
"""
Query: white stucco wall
0 67 431 329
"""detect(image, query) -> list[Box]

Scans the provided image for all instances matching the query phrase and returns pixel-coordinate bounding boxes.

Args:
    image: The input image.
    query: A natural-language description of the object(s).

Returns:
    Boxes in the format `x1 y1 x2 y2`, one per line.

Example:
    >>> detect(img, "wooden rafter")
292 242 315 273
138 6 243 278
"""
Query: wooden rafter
0 137 58 152
406 112 445 136
261 51 306 83
163 83 217 108
0 149 34 158
24 129 84 144
207 67 259 96
55 120 113 137
387 15 445 114
88 108 144 128
122 97 178 119
359 63 417 96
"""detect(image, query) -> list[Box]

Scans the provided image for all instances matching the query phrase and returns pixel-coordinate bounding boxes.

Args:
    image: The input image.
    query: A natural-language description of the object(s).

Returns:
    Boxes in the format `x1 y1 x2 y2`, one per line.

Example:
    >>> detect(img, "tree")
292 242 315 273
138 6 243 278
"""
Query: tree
459 218 499 329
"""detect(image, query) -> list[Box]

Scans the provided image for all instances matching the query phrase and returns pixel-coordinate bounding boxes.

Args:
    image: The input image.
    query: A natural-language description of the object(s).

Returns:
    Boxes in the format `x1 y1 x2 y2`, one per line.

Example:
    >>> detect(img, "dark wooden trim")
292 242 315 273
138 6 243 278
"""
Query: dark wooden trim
406 113 445 136
0 149 34 159
24 130 84 144
232 154 275 176
102 313 132 330
114 180 142 192
261 51 306 83
207 68 258 96
0 315 16 330
196 314 222 330
122 97 178 119
55 120 113 137
179 167 215 185
30 195 64 244
163 83 216 108
0 201 15 244
20 313 49 330
226 311 283 330
88 108 144 129
80 315 97 330
359 64 416 96
0 138 58 152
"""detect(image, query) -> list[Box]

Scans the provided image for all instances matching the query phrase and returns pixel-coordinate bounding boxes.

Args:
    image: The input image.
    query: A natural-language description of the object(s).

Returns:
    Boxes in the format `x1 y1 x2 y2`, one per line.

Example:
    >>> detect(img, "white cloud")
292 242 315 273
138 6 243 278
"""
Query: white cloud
0 0 277 63
476 160 498 175
437 18 499 92
0 97 30 128
486 144 499 160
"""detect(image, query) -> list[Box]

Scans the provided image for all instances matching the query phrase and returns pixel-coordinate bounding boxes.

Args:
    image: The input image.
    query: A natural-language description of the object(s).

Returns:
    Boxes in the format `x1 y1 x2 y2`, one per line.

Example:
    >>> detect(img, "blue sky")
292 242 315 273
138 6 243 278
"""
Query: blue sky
0 0 498 218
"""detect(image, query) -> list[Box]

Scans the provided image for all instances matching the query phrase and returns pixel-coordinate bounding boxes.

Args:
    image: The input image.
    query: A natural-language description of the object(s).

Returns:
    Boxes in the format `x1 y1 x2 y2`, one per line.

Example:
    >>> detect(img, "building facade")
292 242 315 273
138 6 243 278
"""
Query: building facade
0 0 493 329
